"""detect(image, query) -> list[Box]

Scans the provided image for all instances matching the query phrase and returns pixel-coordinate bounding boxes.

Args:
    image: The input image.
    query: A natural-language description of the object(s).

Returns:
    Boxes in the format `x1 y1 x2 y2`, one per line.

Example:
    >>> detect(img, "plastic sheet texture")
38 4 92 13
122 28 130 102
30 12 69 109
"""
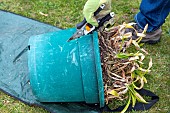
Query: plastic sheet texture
0 10 100 113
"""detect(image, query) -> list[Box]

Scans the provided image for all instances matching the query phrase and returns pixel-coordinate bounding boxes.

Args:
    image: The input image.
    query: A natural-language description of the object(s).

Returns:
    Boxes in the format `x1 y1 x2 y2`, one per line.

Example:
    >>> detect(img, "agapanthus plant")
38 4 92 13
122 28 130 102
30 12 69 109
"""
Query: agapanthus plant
99 23 152 113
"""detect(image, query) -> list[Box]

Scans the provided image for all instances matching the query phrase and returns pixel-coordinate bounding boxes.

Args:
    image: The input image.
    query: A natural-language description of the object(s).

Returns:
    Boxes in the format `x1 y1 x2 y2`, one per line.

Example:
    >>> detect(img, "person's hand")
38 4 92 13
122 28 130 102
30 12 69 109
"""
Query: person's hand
83 0 112 27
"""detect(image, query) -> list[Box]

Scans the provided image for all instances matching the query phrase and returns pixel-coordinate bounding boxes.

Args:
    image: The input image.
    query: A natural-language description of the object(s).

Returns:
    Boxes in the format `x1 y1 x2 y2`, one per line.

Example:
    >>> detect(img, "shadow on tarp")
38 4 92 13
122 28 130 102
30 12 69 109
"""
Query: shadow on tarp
0 10 100 113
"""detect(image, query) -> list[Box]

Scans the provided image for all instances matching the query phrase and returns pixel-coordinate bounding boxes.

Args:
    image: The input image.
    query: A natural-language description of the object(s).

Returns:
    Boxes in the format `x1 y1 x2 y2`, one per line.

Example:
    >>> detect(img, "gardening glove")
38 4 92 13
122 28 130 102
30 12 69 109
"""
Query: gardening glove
83 0 112 27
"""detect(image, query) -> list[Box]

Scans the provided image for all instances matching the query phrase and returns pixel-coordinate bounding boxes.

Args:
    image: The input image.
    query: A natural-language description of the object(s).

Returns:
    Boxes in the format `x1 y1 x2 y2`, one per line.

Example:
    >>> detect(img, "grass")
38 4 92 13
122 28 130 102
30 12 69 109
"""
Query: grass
0 0 169 112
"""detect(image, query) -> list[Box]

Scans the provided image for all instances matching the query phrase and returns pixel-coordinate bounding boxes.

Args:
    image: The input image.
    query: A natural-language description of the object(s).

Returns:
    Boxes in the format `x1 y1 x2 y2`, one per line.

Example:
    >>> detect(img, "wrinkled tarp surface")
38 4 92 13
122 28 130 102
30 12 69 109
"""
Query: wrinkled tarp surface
0 10 100 113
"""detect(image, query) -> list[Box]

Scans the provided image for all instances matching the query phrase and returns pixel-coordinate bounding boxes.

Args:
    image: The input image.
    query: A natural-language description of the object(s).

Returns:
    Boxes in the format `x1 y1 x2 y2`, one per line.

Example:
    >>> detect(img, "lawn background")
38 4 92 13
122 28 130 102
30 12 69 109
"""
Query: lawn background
0 0 169 113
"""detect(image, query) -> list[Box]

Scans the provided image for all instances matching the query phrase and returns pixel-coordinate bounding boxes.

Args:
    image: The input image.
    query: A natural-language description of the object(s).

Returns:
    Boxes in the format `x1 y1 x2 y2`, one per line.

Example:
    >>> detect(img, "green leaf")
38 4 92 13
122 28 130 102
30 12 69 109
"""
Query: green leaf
132 81 144 90
121 92 131 113
143 76 147 83
135 92 148 103
128 85 148 103
108 90 119 97
139 43 145 47
131 70 138 78
130 91 136 107
116 53 129 59
134 69 145 77
116 53 134 59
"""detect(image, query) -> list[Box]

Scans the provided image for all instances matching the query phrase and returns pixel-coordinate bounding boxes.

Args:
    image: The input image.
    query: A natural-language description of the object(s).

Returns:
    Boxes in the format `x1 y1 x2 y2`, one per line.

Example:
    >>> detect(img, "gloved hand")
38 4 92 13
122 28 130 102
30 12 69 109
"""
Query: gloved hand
83 0 112 27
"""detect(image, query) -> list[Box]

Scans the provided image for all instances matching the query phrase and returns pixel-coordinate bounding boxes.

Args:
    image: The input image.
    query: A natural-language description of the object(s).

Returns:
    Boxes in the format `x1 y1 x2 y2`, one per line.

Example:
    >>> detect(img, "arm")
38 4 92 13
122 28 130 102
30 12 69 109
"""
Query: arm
83 0 112 27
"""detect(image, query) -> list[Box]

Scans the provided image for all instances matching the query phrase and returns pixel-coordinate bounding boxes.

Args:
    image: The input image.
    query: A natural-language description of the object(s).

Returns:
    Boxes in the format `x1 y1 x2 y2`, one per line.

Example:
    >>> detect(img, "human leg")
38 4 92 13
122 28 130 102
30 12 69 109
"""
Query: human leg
135 0 170 32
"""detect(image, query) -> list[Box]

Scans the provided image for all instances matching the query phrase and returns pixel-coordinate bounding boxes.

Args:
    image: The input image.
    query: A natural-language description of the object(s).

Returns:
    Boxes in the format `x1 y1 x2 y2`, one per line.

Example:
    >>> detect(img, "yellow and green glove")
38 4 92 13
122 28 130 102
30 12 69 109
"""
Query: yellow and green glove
83 0 112 27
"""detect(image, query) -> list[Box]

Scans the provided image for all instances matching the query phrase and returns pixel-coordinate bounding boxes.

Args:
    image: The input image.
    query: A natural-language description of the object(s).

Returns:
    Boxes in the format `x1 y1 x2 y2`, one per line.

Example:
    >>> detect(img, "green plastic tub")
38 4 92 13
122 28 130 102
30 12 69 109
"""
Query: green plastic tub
28 28 105 107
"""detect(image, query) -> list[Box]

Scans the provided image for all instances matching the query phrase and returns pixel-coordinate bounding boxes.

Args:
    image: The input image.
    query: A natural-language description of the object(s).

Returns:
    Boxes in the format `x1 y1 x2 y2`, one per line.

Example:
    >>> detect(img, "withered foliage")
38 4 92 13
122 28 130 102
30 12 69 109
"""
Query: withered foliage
98 23 152 112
